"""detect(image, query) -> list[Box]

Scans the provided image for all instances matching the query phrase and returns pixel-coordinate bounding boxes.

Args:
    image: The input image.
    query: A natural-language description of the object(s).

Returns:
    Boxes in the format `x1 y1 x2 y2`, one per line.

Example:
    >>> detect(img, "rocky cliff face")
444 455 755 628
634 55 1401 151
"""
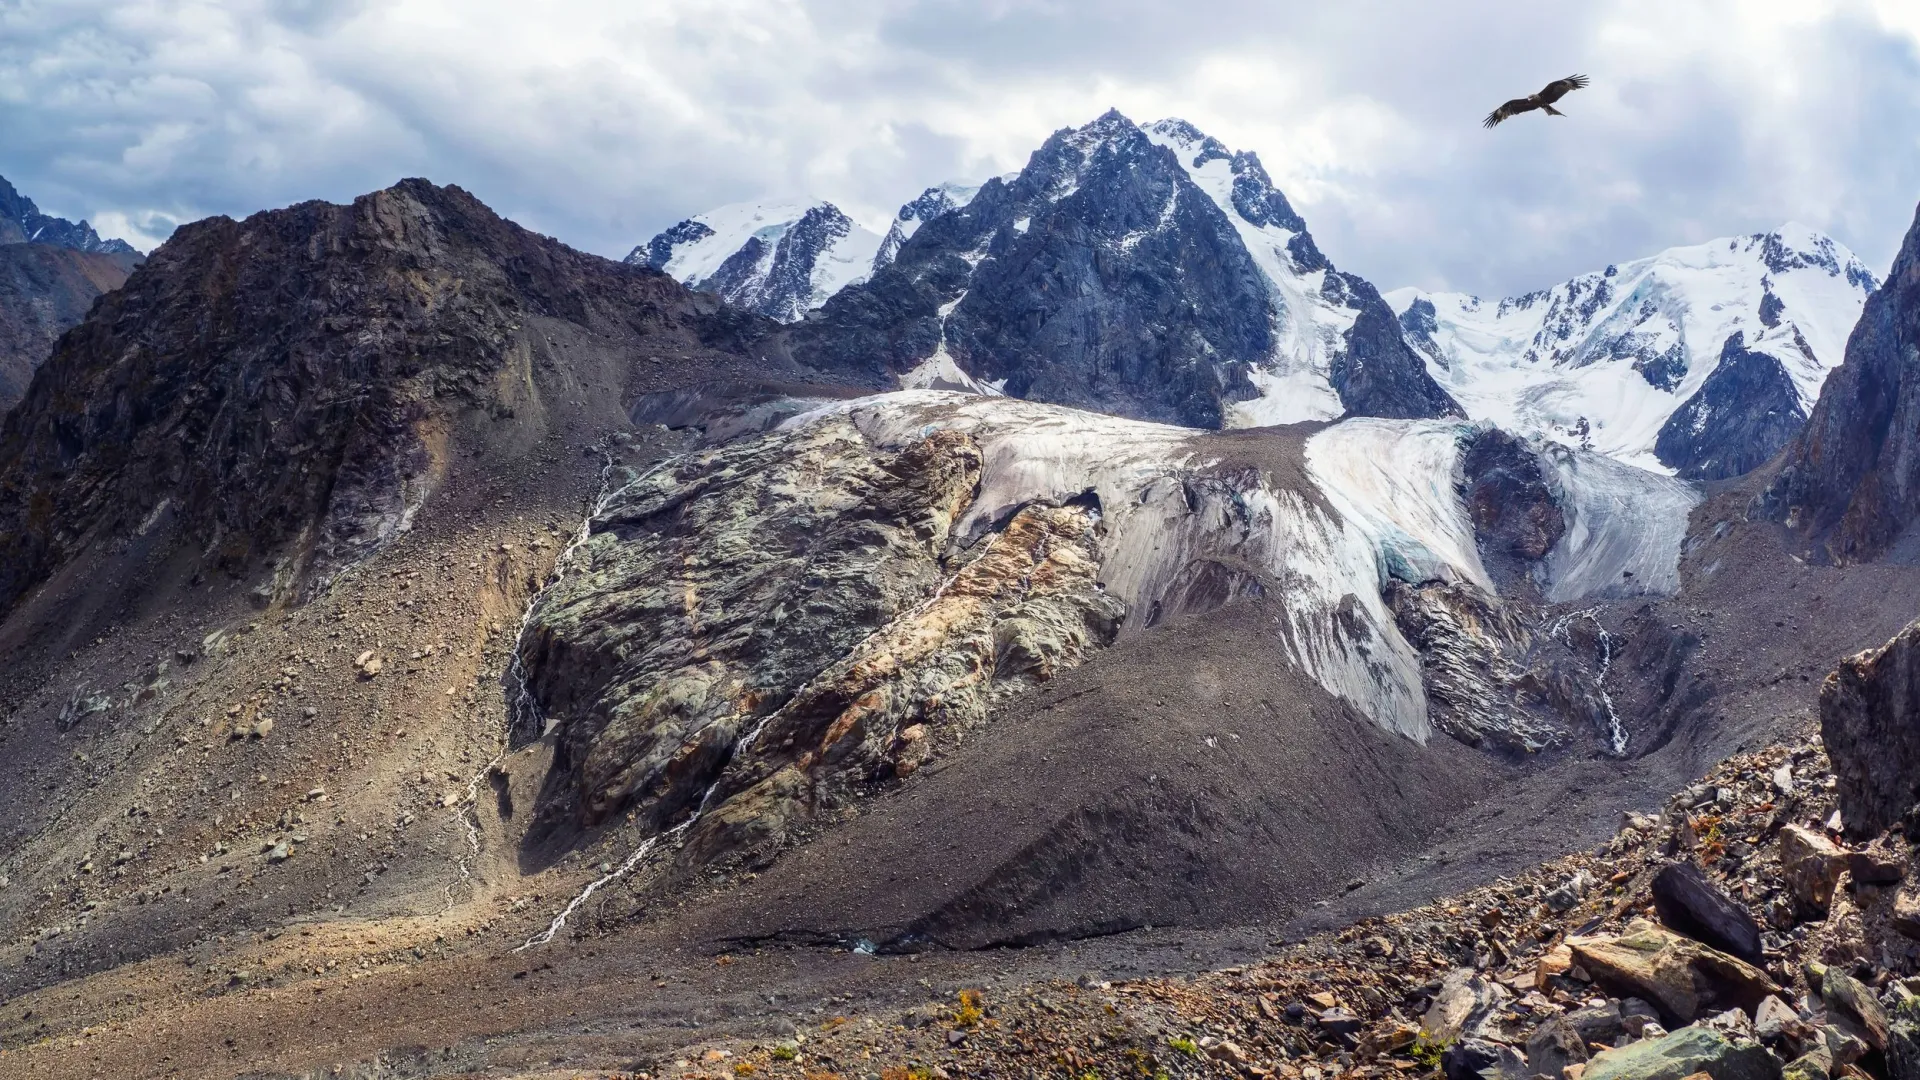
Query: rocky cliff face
1820 617 1920 836
783 111 1458 428
0 174 138 255
1761 202 1920 562
1654 332 1807 481
0 241 135 410
0 179 795 619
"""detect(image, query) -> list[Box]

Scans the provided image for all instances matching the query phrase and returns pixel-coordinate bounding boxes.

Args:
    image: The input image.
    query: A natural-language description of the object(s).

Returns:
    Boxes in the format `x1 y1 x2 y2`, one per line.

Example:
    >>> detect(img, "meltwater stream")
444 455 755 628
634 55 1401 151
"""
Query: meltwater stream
1546 607 1625 756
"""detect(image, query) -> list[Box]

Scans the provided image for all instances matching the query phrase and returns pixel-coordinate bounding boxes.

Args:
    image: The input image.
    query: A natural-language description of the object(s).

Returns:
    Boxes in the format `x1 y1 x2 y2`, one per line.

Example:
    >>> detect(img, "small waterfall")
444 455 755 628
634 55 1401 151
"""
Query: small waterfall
1546 606 1624 756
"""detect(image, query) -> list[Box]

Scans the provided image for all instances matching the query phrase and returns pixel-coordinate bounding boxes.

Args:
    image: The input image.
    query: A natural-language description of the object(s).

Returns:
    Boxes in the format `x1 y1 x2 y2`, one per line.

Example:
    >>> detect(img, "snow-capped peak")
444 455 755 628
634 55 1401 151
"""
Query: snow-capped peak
871 181 985 272
1388 226 1879 474
627 199 883 323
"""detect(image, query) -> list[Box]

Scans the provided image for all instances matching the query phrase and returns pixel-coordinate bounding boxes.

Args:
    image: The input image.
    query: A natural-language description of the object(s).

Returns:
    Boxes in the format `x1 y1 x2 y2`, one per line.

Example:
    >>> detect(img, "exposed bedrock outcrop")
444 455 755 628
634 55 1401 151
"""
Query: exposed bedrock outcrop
1762 201 1920 562
520 394 1706 872
1820 617 1920 836
1459 426 1566 594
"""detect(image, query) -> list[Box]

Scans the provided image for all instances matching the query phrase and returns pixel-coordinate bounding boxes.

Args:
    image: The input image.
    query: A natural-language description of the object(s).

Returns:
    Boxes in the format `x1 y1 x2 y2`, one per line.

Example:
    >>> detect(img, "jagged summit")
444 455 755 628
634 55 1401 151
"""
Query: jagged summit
0 173 138 256
627 199 883 322
1389 223 1878 475
781 110 1458 428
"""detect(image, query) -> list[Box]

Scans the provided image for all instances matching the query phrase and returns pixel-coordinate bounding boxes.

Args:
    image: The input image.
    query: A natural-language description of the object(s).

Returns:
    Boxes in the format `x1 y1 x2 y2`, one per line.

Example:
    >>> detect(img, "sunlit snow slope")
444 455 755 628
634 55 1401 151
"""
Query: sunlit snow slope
627 200 883 323
1388 226 1879 472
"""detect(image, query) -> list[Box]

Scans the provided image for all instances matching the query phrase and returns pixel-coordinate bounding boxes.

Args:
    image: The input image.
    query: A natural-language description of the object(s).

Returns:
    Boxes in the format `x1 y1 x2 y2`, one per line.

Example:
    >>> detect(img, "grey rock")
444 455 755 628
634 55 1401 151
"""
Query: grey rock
1580 1024 1783 1080
1441 1037 1530 1080
1655 332 1807 481
1422 968 1512 1043
1527 1015 1591 1078
1651 859 1765 963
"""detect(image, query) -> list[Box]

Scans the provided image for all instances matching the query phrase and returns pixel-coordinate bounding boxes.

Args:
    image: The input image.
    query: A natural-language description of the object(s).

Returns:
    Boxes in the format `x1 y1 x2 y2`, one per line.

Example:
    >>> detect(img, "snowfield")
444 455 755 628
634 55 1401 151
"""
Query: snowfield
1388 224 1878 471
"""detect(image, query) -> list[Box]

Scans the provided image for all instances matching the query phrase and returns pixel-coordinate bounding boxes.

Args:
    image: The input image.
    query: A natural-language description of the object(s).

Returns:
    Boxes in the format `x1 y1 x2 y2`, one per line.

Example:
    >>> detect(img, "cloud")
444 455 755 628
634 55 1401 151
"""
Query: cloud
0 0 1915 295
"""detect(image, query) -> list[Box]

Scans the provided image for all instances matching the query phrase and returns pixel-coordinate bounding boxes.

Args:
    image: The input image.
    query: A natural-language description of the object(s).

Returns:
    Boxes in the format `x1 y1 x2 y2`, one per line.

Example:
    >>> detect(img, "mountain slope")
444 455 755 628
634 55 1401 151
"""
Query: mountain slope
0 241 135 410
0 174 138 256
628 200 883 322
784 110 1458 428
0 179 814 623
1389 225 1878 474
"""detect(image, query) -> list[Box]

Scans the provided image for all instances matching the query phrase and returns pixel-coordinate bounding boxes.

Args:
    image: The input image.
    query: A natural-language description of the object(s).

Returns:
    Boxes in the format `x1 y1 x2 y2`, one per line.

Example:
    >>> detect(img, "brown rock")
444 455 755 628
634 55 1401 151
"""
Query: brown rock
1569 918 1781 1024
1893 887 1920 939
1822 969 1889 1050
1780 825 1850 914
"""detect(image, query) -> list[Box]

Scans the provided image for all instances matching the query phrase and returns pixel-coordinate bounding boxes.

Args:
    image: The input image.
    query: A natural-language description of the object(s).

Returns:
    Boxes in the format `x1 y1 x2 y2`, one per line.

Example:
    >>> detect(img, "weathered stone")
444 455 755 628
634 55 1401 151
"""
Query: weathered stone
1898 889 1920 941
1442 1038 1530 1080
1782 1049 1833 1080
1529 1015 1593 1078
1779 826 1850 915
1423 968 1512 1043
1754 996 1808 1045
1845 842 1905 885
1821 618 1920 836
1581 1025 1783 1080
1887 996 1920 1080
1652 860 1765 963
1821 969 1889 1049
1570 919 1780 1025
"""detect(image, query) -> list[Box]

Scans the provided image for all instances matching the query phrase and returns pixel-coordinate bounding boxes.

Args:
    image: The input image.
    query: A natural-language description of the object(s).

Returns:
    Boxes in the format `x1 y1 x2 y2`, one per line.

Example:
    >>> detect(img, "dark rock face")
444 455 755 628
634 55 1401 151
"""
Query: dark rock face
1650 860 1764 963
1656 332 1806 481
1762 202 1920 561
873 184 977 271
0 179 791 618
1400 296 1447 369
0 242 135 410
1460 427 1565 592
633 218 714 273
787 110 1457 428
1819 617 1920 836
0 174 138 256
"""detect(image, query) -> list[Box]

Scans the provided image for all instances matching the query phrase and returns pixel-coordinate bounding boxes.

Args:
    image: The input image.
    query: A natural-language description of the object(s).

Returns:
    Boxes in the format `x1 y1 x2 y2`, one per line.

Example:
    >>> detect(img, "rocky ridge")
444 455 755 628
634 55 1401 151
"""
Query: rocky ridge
631 200 885 322
0 174 138 256
0 240 135 410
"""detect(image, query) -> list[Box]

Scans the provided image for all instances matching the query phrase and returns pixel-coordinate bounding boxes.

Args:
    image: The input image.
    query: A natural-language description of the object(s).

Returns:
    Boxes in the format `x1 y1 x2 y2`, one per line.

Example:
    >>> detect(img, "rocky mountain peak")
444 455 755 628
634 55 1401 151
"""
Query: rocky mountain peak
0 177 793 619
0 173 138 256
628 199 882 323
785 109 1458 428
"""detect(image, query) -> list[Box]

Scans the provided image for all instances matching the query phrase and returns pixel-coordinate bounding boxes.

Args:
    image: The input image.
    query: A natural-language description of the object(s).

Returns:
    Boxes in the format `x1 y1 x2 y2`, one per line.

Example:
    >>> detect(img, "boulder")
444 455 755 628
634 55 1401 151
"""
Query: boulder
1779 826 1850 915
1529 1015 1593 1078
1570 920 1781 1026
1442 1038 1531 1080
1652 860 1766 963
1782 1049 1833 1080
1820 968 1888 1049
1581 1025 1783 1080
1424 968 1512 1043
1888 996 1920 1080
1820 619 1920 835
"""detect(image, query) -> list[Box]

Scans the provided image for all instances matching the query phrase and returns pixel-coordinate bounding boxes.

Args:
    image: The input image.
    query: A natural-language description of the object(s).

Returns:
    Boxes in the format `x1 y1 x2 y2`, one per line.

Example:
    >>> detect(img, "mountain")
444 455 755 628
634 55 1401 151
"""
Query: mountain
870 180 985 271
0 242 135 411
627 199 884 322
0 174 139 256
1760 203 1920 562
1389 224 1878 476
782 111 1458 428
0 179 822 623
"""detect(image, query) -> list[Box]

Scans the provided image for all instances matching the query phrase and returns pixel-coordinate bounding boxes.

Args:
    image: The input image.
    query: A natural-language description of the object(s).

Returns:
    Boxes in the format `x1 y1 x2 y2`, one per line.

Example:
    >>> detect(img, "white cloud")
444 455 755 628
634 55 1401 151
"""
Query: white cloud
0 0 1915 296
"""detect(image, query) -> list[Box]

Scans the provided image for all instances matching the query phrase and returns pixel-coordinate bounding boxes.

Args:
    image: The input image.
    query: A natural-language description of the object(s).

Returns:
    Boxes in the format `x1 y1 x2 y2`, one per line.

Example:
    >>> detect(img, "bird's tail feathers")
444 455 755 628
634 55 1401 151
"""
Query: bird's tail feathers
1542 104 1565 116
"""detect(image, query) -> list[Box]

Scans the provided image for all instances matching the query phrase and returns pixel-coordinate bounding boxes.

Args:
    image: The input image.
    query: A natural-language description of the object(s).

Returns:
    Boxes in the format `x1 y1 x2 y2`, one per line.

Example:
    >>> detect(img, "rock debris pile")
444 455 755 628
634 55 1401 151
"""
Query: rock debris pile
645 730 1920 1080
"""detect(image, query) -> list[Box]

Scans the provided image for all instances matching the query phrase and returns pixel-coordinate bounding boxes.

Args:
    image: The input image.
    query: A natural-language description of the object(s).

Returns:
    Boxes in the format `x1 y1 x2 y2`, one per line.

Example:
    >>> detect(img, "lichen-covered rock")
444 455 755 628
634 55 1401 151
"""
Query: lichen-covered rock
1581 1025 1783 1080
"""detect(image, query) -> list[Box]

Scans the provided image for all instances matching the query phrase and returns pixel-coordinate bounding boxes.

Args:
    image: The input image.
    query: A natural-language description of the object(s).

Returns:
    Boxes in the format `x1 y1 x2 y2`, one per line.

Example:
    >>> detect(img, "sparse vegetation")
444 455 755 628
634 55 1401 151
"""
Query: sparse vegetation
953 988 984 1028
1166 1035 1199 1056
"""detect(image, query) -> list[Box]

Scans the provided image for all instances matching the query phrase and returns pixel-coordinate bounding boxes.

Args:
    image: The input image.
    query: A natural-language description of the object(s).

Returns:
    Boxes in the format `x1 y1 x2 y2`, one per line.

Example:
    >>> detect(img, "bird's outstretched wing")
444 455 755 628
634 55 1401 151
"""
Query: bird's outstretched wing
1536 74 1590 104
1484 97 1536 128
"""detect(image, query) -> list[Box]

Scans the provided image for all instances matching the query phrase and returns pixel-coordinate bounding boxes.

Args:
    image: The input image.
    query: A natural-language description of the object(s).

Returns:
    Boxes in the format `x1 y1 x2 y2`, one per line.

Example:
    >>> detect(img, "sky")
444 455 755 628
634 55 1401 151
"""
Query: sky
1 0 1918 297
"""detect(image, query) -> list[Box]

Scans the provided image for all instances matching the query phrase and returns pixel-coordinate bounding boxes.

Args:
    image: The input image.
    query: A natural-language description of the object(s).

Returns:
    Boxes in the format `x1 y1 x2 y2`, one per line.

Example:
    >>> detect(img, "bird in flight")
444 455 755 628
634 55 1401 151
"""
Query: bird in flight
1483 75 1591 128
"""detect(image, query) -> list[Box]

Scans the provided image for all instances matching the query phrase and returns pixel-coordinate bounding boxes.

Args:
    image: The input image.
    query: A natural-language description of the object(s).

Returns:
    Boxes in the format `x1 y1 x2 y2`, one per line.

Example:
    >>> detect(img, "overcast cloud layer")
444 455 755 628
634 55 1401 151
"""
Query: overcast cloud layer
2 0 1918 296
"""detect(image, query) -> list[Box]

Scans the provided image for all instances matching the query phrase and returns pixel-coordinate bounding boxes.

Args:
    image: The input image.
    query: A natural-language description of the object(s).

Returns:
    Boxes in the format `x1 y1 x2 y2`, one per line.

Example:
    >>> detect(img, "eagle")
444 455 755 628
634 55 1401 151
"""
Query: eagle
1483 75 1591 128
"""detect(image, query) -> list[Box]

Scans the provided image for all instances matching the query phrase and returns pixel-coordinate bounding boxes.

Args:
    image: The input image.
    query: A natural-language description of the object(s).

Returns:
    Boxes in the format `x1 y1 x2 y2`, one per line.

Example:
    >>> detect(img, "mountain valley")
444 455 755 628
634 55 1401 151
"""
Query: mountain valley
3 114 1920 1080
